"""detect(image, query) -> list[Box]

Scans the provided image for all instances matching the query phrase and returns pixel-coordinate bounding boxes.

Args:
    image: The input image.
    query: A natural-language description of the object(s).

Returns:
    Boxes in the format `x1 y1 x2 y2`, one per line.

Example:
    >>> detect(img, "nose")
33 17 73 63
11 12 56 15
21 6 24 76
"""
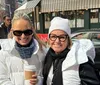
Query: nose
55 37 60 42
21 33 26 38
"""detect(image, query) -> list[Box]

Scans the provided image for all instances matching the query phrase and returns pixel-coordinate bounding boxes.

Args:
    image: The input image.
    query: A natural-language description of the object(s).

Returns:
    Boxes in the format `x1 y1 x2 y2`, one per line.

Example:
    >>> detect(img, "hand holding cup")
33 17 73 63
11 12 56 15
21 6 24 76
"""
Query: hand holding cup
24 65 37 85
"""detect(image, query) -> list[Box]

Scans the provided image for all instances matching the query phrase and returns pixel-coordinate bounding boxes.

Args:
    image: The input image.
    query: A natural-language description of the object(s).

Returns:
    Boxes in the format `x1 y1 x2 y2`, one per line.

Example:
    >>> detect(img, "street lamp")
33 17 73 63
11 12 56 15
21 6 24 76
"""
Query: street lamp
5 4 11 17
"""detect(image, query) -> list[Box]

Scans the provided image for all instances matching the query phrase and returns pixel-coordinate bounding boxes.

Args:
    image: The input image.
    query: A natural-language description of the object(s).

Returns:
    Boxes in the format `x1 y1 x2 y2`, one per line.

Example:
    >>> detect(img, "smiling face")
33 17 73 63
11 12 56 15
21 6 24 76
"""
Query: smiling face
49 29 69 54
12 19 33 46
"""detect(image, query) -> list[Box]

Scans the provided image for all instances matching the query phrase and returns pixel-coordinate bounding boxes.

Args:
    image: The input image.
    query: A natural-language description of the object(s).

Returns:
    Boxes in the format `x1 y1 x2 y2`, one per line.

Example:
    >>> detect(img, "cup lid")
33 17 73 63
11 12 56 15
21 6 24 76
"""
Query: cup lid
24 65 37 71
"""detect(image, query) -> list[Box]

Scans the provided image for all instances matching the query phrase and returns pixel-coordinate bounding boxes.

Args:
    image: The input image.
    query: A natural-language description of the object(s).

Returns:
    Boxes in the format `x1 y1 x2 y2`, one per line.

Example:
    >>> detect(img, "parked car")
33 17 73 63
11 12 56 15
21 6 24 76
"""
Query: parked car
71 29 100 71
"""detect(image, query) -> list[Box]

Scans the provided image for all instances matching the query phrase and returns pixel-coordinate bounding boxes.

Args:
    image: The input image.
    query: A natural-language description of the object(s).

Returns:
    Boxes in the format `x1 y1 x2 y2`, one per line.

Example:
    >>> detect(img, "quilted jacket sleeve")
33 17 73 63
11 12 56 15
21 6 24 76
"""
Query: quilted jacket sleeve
79 59 100 85
0 51 14 85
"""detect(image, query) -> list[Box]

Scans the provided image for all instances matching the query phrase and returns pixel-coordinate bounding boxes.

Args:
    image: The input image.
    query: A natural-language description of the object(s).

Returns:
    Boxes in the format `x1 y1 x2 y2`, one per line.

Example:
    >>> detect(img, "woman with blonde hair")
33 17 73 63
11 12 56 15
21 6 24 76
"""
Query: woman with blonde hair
0 13 47 85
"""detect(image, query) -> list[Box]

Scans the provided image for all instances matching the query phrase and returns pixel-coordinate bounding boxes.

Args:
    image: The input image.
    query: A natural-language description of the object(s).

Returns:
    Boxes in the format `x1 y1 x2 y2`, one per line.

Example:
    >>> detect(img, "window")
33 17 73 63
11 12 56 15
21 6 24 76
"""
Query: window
44 13 51 29
76 10 84 27
44 10 85 29
90 9 99 23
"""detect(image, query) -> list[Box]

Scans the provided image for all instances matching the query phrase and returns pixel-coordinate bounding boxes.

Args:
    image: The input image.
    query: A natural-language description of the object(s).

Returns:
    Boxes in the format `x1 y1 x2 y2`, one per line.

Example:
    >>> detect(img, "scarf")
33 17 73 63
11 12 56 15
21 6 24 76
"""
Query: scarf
43 47 70 85
15 39 35 59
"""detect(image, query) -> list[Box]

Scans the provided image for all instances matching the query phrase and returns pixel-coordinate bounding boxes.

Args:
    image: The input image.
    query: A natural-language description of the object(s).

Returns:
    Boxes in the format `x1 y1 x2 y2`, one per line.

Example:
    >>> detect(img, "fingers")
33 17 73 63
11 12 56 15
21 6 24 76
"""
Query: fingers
30 79 38 85
30 74 38 85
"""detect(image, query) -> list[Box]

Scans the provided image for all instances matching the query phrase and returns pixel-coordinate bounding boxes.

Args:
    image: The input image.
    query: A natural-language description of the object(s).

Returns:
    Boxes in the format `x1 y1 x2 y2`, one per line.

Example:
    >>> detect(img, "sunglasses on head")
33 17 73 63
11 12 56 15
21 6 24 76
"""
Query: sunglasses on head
13 29 33 36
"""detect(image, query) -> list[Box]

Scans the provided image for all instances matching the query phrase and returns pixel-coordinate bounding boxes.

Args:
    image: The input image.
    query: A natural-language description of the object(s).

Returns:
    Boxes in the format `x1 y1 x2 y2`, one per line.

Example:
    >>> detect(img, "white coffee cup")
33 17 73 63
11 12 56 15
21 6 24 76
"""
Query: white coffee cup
24 65 37 85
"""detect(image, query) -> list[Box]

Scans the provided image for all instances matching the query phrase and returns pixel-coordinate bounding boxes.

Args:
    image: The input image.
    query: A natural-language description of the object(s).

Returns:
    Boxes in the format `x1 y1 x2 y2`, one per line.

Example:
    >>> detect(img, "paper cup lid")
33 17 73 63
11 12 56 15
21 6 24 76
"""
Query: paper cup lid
24 65 37 71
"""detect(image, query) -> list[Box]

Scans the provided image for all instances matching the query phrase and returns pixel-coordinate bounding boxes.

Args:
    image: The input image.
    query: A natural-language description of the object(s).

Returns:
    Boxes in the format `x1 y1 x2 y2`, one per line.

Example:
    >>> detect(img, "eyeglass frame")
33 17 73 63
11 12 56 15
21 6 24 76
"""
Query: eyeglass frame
6 19 11 21
49 34 68 42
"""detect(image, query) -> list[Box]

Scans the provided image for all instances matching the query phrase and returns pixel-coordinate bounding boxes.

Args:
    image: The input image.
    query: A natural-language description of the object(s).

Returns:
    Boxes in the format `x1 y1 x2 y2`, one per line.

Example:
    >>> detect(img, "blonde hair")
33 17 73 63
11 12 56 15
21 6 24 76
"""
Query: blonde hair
8 31 13 39
12 13 46 50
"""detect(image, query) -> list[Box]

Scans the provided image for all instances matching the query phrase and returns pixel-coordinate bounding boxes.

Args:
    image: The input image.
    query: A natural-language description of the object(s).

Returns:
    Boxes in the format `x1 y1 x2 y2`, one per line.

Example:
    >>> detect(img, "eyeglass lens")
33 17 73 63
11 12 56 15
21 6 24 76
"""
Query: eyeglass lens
49 34 67 41
13 29 33 36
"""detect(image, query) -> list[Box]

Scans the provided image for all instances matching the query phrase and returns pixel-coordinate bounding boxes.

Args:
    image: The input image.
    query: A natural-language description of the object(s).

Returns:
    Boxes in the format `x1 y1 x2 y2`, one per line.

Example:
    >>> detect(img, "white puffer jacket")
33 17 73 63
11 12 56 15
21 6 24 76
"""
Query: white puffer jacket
0 38 47 85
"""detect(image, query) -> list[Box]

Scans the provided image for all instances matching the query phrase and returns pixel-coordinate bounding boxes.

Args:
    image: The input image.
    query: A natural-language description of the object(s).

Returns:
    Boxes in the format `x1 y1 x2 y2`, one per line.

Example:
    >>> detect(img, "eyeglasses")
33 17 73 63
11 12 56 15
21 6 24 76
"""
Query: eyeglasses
13 29 33 36
49 34 68 42
6 19 11 21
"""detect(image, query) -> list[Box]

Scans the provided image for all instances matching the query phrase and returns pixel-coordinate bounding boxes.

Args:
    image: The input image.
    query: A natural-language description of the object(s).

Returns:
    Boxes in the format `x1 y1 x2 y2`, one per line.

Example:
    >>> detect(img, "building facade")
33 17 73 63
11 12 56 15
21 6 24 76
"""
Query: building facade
15 0 100 33
38 0 100 33
0 0 5 23
5 0 17 18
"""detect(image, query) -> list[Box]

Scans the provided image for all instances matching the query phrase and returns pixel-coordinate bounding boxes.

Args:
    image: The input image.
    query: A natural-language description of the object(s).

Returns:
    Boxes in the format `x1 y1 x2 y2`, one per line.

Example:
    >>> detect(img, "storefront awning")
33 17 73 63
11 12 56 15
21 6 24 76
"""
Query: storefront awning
41 0 100 13
15 0 40 14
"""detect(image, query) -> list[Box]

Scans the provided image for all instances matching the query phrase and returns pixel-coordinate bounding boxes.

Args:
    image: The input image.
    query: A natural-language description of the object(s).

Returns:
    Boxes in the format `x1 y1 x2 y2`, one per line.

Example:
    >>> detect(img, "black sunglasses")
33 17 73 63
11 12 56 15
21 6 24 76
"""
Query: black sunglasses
13 29 33 36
